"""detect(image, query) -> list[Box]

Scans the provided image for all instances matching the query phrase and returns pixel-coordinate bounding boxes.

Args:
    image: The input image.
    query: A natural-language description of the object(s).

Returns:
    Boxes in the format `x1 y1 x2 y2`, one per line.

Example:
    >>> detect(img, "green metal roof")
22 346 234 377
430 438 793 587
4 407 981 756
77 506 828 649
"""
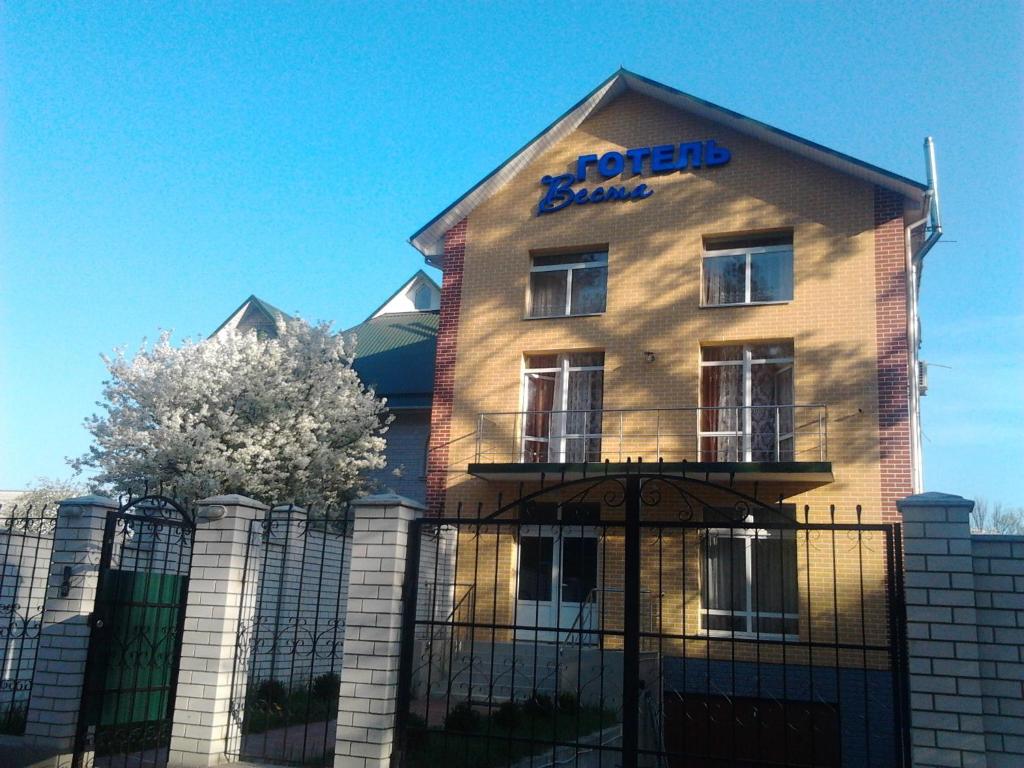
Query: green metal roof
345 311 438 407
249 296 290 321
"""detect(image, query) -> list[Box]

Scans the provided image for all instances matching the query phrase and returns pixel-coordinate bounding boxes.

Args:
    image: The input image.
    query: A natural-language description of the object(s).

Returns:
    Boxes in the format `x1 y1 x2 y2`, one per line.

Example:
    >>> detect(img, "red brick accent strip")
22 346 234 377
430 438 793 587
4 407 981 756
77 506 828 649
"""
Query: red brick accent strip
873 187 912 522
425 219 467 515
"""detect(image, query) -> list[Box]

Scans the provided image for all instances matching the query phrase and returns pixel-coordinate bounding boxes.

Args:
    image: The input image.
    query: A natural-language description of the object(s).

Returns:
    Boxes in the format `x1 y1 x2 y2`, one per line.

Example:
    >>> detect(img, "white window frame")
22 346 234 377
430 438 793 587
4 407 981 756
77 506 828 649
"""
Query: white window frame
699 343 794 462
701 243 793 307
521 353 604 462
699 519 799 642
528 252 608 318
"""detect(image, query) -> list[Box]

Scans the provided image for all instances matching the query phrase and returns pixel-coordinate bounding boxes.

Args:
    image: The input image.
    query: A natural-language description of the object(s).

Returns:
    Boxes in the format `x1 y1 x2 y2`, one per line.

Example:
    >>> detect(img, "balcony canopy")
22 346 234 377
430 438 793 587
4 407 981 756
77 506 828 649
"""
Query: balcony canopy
468 460 833 496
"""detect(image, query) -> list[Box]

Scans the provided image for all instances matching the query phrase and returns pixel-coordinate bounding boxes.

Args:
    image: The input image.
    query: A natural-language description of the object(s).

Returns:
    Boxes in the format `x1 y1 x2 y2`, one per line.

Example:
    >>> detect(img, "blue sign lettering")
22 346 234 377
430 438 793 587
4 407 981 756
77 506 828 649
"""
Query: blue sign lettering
538 174 577 213
538 139 730 215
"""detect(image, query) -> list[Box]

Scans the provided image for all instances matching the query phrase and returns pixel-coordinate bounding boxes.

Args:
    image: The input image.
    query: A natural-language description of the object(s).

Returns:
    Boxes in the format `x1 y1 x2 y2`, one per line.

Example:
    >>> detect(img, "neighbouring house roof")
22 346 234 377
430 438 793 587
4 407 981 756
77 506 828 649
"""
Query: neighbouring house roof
211 278 438 407
345 311 438 408
368 270 441 318
409 68 929 266
210 295 293 338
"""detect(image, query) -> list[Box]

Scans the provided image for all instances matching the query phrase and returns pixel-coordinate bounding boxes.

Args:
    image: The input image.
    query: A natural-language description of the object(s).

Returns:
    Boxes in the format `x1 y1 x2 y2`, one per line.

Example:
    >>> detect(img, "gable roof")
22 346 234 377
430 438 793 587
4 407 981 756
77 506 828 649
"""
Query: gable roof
410 69 929 265
367 269 441 319
210 295 292 338
344 311 438 408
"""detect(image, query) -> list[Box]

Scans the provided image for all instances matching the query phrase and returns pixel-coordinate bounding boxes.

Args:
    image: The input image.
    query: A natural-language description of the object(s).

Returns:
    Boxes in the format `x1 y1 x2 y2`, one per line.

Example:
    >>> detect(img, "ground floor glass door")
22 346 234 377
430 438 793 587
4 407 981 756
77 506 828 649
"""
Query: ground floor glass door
516 525 598 643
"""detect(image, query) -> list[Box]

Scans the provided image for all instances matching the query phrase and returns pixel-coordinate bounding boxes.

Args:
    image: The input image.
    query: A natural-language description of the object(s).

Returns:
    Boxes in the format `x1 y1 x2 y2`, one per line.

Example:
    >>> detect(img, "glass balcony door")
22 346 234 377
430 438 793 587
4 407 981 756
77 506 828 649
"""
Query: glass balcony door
522 353 604 463
700 343 795 462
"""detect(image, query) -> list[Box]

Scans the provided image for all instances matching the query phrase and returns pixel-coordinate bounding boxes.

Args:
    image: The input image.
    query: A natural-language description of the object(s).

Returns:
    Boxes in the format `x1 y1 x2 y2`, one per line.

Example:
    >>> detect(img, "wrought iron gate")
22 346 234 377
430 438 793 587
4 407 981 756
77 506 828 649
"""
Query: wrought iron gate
393 470 910 768
73 495 194 768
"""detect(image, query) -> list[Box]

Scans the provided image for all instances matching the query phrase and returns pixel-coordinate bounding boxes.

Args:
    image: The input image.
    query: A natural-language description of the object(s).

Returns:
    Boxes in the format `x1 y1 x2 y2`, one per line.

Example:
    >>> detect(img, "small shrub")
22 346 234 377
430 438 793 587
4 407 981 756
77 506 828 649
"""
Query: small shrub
0 703 26 736
492 700 521 728
557 692 578 713
311 672 340 701
444 702 481 733
523 692 552 716
252 678 287 708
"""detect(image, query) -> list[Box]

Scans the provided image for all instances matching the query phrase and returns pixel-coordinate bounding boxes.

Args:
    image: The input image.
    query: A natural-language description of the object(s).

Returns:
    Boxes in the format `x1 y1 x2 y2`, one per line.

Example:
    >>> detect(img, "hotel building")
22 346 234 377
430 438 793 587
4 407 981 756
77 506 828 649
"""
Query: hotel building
398 70 943 766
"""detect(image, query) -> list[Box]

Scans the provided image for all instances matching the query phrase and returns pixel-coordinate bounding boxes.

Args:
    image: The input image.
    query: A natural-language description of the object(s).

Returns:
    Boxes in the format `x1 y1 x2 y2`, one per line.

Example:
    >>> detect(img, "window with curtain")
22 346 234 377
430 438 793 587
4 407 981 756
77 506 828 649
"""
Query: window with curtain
700 507 799 638
702 233 793 306
522 352 604 462
529 251 608 318
700 342 794 462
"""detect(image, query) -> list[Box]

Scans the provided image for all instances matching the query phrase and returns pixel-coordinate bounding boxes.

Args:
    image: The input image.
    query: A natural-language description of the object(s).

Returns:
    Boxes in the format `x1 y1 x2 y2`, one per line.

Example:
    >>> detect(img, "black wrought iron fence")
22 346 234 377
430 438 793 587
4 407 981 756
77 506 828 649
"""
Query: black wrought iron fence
226 504 352 767
393 472 910 768
0 503 57 736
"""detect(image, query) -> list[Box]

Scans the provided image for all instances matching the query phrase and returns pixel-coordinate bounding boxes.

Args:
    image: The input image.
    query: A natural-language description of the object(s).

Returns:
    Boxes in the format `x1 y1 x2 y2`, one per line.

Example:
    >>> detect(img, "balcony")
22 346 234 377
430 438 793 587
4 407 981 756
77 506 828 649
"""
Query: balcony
468 405 833 489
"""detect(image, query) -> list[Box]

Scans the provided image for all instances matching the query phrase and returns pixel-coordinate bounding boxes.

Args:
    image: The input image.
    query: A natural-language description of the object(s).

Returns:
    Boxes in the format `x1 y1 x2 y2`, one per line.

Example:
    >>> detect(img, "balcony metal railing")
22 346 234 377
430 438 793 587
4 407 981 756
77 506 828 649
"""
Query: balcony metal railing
473 404 828 464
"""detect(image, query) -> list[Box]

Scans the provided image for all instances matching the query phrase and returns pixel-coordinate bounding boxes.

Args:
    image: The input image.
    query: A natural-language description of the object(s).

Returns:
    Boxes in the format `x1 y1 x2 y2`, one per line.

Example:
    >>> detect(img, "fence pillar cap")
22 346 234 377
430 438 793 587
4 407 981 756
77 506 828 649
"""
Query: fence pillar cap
351 493 427 511
196 494 269 511
58 494 118 509
271 503 308 515
897 492 974 510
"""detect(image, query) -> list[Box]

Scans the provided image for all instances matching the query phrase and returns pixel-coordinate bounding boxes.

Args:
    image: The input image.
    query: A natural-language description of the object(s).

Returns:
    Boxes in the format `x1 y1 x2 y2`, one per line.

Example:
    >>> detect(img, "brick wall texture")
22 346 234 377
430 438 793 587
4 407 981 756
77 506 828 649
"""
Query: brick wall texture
22 499 114 750
972 535 1024 766
425 219 466 516
873 186 913 522
334 499 420 768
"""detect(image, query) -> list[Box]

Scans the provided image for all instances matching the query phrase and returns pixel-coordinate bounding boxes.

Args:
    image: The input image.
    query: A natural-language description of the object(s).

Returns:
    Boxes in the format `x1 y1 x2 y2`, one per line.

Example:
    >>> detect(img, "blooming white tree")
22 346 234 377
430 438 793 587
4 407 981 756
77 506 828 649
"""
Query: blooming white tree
6 477 88 513
72 319 389 509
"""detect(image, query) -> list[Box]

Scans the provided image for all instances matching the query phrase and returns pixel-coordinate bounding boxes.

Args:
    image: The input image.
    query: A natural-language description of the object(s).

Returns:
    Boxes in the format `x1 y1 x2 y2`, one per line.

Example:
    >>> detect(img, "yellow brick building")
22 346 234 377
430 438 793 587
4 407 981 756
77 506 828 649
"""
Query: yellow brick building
402 70 940 766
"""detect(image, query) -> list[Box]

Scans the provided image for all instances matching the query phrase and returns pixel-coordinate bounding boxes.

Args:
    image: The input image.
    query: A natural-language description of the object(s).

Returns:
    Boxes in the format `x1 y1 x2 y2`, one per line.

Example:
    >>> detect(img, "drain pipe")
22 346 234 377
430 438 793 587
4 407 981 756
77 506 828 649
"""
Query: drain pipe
906 137 943 492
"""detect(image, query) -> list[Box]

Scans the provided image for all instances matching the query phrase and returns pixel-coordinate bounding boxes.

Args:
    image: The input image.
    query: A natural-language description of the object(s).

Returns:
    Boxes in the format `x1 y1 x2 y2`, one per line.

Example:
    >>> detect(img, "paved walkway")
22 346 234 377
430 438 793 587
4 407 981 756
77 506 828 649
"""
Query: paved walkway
0 737 328 768
241 719 336 764
0 740 66 768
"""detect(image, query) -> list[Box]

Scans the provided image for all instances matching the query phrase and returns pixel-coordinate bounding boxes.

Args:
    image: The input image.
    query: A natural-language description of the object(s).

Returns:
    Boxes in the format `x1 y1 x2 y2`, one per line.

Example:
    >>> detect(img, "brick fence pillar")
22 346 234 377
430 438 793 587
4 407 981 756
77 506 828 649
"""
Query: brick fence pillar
334 493 424 768
22 495 117 755
898 492 988 768
167 494 268 768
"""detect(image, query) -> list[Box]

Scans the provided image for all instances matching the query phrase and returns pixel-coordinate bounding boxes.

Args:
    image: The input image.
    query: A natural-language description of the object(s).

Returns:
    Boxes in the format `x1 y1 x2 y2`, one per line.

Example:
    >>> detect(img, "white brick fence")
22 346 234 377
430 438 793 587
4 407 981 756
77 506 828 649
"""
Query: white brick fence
899 492 1024 768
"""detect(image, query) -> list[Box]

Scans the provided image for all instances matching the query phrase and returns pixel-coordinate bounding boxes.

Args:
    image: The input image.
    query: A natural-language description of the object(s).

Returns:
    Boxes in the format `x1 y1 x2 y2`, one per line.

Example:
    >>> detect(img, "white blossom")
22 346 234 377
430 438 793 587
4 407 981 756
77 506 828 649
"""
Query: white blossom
72 318 390 509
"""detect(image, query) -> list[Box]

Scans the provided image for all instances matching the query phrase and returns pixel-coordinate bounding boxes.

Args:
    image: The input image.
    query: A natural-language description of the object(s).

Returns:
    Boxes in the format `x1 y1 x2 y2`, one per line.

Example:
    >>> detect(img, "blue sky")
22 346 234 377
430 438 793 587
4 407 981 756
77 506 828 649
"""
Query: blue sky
1 2 1021 505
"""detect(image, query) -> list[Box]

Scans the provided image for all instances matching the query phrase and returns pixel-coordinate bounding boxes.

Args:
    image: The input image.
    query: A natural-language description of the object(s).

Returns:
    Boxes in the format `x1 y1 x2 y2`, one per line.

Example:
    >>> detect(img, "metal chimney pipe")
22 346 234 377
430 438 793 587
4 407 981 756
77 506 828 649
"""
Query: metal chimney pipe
924 136 942 235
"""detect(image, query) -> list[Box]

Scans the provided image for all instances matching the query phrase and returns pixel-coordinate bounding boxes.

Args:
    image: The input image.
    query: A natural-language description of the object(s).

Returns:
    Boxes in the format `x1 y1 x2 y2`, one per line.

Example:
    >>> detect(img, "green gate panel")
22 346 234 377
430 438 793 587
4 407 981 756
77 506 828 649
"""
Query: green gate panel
84 569 189 730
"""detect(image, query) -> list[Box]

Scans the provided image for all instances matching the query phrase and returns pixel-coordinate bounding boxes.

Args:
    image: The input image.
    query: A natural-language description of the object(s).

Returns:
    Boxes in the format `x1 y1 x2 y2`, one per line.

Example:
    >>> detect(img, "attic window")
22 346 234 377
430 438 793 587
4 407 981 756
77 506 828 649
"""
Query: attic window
413 284 432 310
